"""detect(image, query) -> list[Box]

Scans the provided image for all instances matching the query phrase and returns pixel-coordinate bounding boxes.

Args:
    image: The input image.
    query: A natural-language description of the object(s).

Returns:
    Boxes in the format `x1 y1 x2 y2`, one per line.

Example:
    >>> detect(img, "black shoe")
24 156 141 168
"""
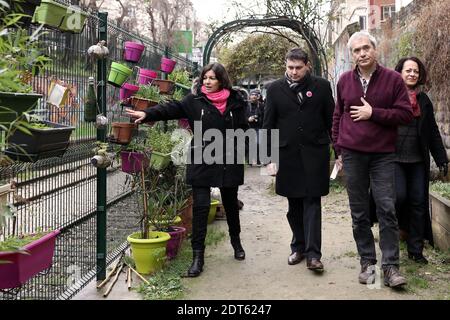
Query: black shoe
306 258 324 271
408 253 428 264
288 251 304 265
230 236 245 260
187 250 204 277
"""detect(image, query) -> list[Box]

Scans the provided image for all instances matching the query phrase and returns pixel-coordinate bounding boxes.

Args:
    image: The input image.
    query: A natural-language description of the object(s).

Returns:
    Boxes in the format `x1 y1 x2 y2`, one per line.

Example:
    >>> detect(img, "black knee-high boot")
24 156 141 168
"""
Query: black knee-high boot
187 249 204 277
230 235 245 260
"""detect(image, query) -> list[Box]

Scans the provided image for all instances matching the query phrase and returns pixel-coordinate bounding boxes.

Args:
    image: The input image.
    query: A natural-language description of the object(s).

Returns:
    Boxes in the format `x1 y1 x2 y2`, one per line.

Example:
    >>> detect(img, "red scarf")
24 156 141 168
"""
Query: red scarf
407 88 421 118
201 86 230 114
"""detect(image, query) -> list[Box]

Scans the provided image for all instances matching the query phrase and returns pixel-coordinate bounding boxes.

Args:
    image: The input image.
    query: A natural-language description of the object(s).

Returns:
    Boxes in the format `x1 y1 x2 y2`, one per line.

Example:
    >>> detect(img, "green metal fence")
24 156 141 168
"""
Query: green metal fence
0 5 196 300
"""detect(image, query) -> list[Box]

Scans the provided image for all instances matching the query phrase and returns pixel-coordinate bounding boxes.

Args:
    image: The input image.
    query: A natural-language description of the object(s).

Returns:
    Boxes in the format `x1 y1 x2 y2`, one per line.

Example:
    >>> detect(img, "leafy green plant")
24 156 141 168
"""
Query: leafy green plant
172 87 186 101
430 181 450 200
146 126 179 155
135 85 168 103
0 11 51 93
168 70 192 87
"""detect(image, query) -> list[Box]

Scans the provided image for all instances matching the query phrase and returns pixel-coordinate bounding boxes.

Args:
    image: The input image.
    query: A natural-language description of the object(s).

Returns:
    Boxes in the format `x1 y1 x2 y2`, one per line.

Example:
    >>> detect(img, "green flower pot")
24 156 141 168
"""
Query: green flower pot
0 92 42 125
208 200 220 224
108 62 133 88
150 151 171 171
32 0 66 29
127 231 171 275
32 0 87 33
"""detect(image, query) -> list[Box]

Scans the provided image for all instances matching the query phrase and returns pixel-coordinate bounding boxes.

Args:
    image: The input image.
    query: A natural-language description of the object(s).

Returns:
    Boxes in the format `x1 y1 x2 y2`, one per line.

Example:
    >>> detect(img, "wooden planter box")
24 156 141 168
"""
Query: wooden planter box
151 79 175 95
5 121 75 162
429 191 450 251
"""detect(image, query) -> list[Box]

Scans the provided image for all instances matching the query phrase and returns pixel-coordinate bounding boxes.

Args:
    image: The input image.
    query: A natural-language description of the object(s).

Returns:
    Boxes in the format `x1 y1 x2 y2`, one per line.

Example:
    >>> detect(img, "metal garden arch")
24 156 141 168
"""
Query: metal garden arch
203 15 328 77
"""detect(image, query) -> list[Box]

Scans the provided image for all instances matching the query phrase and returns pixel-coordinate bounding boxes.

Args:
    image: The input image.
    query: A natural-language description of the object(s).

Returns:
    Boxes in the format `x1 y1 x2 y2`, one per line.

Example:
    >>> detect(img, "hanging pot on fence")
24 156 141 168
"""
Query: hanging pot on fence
137 68 158 85
160 57 177 74
120 151 149 174
0 230 60 290
119 83 140 101
130 96 158 111
111 122 137 145
123 42 145 63
151 79 175 95
108 62 132 88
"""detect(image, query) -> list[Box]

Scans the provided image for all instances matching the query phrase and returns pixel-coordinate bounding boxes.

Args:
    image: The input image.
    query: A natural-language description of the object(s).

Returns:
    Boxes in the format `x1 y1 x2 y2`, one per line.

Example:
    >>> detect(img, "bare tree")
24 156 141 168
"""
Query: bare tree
144 0 194 48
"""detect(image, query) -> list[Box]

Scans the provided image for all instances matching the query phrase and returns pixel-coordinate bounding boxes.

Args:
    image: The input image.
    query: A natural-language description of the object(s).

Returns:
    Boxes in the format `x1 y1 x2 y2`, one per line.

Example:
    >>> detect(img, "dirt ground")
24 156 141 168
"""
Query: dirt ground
181 166 448 300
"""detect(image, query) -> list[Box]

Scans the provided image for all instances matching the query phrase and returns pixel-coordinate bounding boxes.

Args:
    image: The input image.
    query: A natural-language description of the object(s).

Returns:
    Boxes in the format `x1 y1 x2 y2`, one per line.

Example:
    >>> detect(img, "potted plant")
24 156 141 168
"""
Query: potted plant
168 69 192 88
127 167 171 275
108 62 132 88
110 122 137 145
5 120 75 162
0 15 51 125
0 229 60 289
130 85 168 111
123 41 145 63
119 137 151 174
0 179 59 290
151 79 175 95
146 126 179 171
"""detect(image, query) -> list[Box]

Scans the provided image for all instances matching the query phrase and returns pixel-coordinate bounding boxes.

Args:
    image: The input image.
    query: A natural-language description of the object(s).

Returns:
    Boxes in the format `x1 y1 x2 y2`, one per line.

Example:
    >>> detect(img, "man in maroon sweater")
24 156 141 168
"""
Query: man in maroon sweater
332 31 413 288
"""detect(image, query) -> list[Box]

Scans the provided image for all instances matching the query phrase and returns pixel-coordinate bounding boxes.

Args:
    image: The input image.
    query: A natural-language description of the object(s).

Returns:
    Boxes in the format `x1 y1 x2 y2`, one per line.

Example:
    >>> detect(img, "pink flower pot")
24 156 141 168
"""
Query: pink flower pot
138 69 158 85
166 226 186 260
120 151 149 174
123 41 145 63
160 57 177 73
0 230 60 289
119 83 140 100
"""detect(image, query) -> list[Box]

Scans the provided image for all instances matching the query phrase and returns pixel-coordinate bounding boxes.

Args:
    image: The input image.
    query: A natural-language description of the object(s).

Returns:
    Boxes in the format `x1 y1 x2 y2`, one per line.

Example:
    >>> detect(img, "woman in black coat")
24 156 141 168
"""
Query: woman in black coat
126 63 249 277
393 57 448 264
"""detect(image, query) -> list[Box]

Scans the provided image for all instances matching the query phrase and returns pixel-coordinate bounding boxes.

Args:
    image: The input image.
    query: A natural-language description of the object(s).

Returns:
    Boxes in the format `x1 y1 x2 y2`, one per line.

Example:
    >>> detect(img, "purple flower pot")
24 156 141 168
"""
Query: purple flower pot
160 57 177 74
119 83 140 100
138 69 158 85
166 226 186 260
123 41 145 63
0 230 60 289
121 151 149 174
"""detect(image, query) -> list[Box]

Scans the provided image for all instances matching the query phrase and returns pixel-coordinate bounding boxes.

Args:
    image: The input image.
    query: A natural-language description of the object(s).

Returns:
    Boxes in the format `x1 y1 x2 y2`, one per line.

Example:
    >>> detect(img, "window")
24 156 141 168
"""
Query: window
382 5 396 20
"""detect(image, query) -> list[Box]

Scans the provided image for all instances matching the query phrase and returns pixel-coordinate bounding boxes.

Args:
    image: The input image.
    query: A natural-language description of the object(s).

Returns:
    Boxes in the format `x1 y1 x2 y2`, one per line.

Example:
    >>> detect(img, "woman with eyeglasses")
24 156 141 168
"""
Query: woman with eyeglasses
393 57 448 264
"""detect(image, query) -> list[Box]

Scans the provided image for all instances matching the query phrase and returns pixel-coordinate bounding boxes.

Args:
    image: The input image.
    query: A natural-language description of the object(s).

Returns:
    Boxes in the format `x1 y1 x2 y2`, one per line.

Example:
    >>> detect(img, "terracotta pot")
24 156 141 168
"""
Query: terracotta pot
111 122 137 145
151 79 175 94
130 96 158 111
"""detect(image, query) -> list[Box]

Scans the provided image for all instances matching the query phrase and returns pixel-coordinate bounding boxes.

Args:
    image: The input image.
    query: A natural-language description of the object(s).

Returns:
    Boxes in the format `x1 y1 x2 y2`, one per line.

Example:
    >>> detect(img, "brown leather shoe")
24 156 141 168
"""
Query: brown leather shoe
288 251 304 265
306 258 324 271
383 265 407 288
358 262 376 284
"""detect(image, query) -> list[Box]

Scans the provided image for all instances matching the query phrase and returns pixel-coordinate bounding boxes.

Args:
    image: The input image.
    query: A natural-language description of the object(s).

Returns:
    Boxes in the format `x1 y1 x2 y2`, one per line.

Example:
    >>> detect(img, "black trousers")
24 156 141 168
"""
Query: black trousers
343 150 400 267
287 197 322 259
395 162 427 255
191 186 241 251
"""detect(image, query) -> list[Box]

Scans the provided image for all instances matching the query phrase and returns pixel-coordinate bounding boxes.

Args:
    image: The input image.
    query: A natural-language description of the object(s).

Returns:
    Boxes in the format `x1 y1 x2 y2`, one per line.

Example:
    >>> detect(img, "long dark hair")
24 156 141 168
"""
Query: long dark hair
198 63 233 91
394 56 427 88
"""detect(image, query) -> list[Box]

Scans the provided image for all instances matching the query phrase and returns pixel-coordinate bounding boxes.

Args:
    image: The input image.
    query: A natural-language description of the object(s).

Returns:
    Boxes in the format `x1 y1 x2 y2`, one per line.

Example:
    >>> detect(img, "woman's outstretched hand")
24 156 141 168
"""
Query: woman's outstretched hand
125 108 146 124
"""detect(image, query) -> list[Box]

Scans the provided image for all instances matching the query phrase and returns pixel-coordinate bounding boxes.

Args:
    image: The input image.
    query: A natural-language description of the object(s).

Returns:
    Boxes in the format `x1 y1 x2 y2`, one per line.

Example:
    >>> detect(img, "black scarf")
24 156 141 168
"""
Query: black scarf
285 72 311 104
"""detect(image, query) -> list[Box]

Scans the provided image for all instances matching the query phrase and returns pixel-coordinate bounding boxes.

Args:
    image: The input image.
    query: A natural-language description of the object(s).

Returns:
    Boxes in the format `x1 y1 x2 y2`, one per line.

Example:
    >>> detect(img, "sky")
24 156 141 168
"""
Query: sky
191 0 236 22
191 0 264 23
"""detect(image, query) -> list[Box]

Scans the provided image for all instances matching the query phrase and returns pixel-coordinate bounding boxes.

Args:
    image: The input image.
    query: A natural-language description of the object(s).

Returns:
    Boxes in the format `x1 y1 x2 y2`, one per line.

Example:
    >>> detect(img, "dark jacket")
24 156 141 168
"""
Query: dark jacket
263 74 335 197
370 92 448 245
246 100 265 129
332 64 413 155
143 89 248 187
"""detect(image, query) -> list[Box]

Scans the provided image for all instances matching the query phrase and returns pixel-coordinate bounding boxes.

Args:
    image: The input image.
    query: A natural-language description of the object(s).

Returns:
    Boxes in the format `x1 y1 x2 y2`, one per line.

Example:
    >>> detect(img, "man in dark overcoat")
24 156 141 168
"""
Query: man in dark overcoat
263 48 335 271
